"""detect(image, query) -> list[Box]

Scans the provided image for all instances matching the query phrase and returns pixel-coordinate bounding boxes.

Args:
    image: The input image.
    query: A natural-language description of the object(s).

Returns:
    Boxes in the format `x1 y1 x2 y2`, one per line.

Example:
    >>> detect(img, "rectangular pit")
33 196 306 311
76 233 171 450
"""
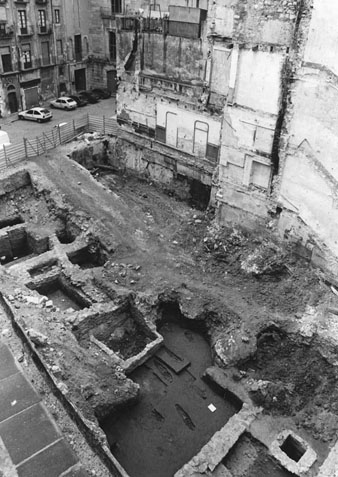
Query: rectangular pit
34 278 90 311
280 434 306 463
28 260 58 278
0 226 49 265
74 302 162 373
100 321 242 477
74 302 158 360
223 433 295 477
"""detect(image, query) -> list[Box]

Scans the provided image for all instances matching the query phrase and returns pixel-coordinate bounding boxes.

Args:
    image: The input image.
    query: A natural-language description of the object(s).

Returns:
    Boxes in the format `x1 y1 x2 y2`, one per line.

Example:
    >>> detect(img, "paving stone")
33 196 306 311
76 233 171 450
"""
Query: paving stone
0 343 19 380
0 403 60 465
16 439 78 477
0 373 40 423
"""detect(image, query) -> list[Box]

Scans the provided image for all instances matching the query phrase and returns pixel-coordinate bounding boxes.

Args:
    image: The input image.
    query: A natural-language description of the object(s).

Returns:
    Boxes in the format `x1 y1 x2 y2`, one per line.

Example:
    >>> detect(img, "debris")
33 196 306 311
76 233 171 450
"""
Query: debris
25 295 45 305
331 286 338 297
27 328 49 346
56 382 69 394
1 328 12 338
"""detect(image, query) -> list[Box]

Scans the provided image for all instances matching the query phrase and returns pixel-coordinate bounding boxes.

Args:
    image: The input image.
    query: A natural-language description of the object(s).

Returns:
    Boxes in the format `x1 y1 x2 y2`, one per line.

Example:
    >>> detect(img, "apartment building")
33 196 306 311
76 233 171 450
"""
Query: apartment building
0 0 116 117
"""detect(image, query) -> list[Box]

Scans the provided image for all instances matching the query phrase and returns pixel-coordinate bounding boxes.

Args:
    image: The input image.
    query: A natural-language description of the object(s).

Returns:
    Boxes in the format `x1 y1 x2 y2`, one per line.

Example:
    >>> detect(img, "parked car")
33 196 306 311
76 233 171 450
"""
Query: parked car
50 97 77 110
69 94 88 107
18 107 53 122
78 90 100 104
91 87 111 99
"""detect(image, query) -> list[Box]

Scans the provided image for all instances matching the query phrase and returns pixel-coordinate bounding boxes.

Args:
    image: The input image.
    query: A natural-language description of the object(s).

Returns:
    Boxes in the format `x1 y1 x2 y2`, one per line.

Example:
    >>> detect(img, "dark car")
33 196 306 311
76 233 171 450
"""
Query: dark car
78 90 99 104
69 94 88 107
91 87 111 99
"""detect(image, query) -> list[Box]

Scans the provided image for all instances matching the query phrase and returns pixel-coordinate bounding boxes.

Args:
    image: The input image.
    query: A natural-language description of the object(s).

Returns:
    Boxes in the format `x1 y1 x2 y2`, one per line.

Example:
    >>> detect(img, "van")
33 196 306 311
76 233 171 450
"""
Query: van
0 130 11 150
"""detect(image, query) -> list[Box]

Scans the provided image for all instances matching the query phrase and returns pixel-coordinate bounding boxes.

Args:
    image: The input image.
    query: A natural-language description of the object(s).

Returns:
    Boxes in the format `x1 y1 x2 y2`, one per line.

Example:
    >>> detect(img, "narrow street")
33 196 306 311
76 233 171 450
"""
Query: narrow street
0 97 116 146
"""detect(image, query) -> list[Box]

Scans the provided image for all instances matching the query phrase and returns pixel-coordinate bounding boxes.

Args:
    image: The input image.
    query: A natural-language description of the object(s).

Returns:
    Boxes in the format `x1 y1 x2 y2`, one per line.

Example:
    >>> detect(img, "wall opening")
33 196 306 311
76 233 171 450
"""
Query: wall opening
280 434 306 462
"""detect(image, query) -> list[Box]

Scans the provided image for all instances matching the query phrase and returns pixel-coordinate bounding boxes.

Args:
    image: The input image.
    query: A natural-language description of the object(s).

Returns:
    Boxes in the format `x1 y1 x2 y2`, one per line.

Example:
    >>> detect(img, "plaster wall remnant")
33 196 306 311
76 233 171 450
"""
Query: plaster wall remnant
113 0 338 272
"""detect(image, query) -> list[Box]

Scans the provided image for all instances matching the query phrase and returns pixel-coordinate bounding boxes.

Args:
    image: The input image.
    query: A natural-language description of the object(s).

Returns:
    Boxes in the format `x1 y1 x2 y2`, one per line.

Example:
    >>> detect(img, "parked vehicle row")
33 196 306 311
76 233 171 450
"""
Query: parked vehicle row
17 88 112 122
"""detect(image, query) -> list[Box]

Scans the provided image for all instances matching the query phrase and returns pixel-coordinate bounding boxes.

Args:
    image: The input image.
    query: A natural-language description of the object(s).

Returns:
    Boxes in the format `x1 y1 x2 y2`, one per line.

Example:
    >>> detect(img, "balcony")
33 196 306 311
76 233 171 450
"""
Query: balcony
143 17 169 34
38 25 52 35
18 25 34 37
0 25 14 39
20 57 41 71
118 16 136 31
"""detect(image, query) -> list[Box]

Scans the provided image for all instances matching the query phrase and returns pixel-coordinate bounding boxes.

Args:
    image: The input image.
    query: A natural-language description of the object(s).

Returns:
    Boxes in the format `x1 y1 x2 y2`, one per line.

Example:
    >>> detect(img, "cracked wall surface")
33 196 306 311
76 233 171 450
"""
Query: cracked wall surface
113 0 338 271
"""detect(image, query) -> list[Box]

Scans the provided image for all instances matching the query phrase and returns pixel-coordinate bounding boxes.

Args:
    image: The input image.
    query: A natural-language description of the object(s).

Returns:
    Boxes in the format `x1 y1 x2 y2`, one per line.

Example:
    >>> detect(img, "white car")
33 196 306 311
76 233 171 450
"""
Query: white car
18 107 53 122
50 97 77 110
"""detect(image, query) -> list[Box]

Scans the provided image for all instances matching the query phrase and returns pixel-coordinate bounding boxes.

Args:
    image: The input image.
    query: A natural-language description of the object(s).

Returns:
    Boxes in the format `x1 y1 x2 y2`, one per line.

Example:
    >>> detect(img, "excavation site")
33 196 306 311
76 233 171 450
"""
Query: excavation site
0 128 337 477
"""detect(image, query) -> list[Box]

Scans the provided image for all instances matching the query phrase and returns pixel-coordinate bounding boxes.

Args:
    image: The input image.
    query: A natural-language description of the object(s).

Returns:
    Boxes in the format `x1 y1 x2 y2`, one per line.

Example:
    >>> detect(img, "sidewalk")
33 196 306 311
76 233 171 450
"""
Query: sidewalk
0 341 90 477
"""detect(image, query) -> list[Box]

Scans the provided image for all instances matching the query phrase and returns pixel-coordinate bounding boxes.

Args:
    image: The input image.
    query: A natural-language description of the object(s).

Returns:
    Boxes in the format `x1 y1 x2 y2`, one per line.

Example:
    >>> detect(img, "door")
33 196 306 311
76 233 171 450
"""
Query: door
74 68 86 91
107 70 116 94
166 112 177 147
24 87 39 109
8 92 18 113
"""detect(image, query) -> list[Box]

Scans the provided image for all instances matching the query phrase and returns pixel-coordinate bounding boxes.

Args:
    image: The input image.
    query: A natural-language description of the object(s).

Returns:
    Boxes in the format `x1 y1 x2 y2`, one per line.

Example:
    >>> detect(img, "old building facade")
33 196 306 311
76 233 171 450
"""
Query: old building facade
0 0 116 116
114 0 302 210
113 0 338 269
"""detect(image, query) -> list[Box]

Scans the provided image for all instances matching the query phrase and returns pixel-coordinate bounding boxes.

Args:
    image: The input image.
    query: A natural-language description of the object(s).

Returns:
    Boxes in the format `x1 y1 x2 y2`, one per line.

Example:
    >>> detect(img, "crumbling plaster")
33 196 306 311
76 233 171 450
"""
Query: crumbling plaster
114 0 338 270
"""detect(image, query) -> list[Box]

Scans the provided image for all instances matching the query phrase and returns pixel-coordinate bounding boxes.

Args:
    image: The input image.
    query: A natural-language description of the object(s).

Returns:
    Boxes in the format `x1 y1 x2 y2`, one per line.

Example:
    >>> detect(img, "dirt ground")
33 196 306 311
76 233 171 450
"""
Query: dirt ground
1 139 338 475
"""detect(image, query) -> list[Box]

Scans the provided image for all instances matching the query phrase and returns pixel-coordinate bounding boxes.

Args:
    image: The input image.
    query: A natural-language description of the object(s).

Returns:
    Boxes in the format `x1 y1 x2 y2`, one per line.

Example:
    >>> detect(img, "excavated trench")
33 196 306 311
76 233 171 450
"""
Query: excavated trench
1 167 337 476
239 325 338 436
100 308 242 477
68 143 212 210
223 433 295 477
32 278 89 311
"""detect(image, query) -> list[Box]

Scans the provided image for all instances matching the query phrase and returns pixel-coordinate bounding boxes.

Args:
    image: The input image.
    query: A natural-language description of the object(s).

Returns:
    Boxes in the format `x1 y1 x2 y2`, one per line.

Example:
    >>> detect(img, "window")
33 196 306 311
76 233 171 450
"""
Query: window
74 34 82 62
111 0 122 13
41 41 50 65
54 8 60 24
22 43 32 69
38 10 47 33
1 46 12 73
18 10 27 35
58 65 64 75
109 31 116 62
56 39 63 57
0 23 6 37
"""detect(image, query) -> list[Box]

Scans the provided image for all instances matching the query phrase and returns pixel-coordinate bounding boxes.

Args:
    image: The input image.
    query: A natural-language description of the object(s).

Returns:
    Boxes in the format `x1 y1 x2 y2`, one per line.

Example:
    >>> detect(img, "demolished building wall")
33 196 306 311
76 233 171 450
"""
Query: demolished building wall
114 0 338 270
277 0 338 264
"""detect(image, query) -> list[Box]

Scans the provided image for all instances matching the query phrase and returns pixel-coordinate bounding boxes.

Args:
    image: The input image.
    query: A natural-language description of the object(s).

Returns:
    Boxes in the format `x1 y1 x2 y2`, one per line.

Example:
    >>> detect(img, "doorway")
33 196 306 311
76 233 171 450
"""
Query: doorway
7 86 18 113
107 70 116 94
74 68 86 91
